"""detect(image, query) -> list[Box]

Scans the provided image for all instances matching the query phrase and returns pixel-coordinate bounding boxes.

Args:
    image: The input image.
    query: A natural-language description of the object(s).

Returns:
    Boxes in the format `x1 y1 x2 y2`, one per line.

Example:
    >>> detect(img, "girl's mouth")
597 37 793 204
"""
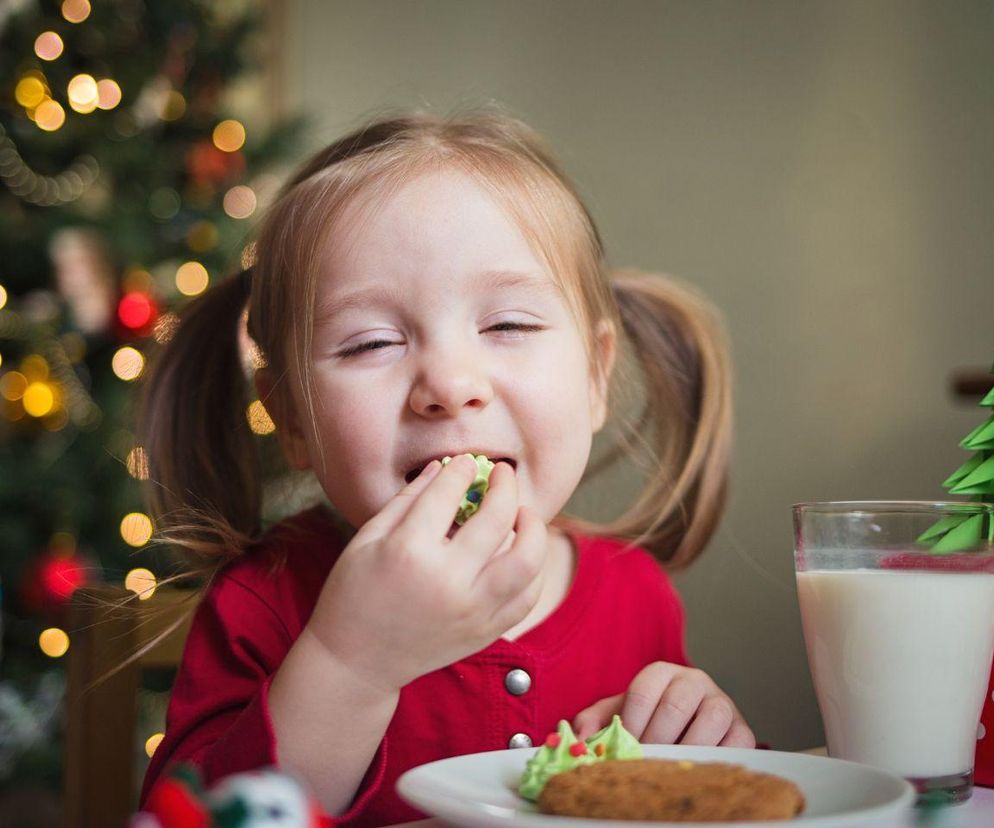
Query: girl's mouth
404 456 516 484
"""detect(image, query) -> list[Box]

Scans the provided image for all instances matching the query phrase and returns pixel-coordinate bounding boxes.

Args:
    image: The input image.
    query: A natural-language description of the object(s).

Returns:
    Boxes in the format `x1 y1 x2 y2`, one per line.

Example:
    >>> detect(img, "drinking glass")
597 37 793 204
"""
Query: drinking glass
794 501 994 804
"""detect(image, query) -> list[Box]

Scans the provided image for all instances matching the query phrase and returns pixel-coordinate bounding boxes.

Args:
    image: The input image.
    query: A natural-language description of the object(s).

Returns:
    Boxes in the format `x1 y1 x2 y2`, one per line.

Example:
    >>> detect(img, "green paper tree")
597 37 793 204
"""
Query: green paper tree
922 362 994 552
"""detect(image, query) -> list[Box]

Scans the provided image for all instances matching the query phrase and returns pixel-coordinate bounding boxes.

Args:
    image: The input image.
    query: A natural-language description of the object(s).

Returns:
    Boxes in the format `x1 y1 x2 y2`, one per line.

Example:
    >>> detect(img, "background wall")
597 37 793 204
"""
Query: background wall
281 0 994 750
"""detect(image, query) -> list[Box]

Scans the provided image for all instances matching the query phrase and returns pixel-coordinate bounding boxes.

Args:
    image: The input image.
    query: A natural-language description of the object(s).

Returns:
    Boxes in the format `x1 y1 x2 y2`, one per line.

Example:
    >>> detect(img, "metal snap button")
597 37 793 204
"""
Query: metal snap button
508 732 533 749
504 668 532 696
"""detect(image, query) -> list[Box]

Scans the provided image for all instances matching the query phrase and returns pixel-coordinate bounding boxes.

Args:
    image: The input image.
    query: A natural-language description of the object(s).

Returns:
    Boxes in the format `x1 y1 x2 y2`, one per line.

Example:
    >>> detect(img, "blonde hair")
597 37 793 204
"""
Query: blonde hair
139 109 731 576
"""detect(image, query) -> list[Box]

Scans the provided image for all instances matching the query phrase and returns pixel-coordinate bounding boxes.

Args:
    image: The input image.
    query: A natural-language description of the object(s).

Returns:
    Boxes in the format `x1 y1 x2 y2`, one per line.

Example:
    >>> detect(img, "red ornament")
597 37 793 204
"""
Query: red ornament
20 549 91 614
185 139 245 186
544 733 561 749
569 742 587 757
145 778 210 828
118 291 159 335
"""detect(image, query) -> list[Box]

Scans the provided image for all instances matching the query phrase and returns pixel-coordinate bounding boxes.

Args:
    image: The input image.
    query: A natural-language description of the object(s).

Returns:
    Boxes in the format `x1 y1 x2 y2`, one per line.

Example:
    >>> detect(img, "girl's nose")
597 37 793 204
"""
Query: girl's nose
408 349 494 418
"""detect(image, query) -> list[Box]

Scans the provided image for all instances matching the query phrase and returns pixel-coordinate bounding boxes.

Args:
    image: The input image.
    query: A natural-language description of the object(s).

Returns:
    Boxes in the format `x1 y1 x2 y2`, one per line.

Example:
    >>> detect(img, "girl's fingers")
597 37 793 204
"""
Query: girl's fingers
641 675 707 744
618 662 673 739
358 459 443 538
453 460 518 561
479 506 547 623
392 454 481 542
718 718 757 748
678 695 736 746
571 694 624 740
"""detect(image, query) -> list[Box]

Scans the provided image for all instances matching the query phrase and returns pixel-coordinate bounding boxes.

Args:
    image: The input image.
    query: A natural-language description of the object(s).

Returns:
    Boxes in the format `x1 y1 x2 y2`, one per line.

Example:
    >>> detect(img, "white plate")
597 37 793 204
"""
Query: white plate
397 744 915 827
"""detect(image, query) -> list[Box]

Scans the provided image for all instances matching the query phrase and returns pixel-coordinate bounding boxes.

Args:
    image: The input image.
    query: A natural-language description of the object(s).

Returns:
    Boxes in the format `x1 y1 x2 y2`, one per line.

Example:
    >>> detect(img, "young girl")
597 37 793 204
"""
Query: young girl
138 111 753 825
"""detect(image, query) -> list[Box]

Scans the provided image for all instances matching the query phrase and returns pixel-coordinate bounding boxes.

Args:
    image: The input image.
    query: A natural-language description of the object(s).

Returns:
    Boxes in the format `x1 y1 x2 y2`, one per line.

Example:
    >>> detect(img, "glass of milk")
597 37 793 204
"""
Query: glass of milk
794 501 994 804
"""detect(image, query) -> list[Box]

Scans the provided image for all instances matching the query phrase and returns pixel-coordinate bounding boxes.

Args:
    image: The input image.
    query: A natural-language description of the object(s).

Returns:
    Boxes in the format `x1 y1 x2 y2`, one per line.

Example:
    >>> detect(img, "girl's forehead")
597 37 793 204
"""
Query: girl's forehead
319 167 553 288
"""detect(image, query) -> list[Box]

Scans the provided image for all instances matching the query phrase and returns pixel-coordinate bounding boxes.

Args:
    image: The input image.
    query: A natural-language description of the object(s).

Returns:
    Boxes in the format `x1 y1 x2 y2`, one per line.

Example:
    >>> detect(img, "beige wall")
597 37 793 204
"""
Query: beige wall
281 0 993 750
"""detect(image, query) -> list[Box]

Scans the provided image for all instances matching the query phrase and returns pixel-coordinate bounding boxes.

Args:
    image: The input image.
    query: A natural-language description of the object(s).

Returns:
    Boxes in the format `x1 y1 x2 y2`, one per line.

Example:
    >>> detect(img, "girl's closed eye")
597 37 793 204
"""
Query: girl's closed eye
333 321 542 358
336 337 401 359
483 320 545 337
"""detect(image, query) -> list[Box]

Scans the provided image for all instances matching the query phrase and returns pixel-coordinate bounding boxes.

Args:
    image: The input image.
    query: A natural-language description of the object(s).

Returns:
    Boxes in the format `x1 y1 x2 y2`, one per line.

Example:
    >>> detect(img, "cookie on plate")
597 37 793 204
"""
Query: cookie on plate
537 757 805 822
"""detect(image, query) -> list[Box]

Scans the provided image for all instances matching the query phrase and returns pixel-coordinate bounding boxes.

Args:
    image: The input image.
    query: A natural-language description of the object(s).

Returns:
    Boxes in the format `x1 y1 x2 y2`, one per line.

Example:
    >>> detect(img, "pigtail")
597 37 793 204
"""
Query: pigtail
592 269 732 569
138 269 259 569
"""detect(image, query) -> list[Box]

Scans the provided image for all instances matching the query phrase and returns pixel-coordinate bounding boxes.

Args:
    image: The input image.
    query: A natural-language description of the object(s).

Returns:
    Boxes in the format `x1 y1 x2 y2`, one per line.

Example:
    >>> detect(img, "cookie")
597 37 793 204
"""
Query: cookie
441 454 494 524
537 758 805 822
519 717 641 801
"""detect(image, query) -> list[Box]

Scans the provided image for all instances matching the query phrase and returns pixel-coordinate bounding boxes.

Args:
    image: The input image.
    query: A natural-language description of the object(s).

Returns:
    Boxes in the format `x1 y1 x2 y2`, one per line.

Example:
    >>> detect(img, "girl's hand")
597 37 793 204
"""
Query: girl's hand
572 662 755 748
306 455 548 694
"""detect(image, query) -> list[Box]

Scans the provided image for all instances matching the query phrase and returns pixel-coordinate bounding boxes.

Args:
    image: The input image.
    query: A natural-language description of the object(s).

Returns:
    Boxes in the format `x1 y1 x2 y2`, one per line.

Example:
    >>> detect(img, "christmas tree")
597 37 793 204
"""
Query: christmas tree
0 0 304 804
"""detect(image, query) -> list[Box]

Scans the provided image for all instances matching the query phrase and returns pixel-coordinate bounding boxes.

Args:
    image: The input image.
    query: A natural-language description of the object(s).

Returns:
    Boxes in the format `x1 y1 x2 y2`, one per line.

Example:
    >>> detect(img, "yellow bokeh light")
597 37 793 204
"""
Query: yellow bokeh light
122 268 153 293
0 284 7 309
21 354 49 382
212 119 246 152
67 74 98 111
240 242 257 270
43 408 69 432
39 627 70 658
223 185 257 219
111 346 145 381
246 400 276 435
15 75 47 109
120 512 154 547
176 261 209 296
126 446 150 480
96 79 122 110
23 382 55 417
125 567 157 600
35 99 66 132
186 220 218 252
35 31 65 61
162 90 186 121
145 732 165 758
246 339 266 371
0 371 28 401
153 312 180 344
61 0 91 24
69 97 98 115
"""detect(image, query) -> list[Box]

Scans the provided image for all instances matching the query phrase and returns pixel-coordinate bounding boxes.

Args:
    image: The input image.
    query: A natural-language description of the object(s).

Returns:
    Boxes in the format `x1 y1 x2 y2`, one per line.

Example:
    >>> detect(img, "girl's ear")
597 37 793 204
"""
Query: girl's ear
254 368 312 470
589 318 617 433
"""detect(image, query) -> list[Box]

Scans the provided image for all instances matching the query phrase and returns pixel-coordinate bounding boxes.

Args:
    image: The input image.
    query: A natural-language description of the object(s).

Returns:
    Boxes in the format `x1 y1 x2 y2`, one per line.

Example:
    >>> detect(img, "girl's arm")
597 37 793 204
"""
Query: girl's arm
268 456 548 814
268 627 399 816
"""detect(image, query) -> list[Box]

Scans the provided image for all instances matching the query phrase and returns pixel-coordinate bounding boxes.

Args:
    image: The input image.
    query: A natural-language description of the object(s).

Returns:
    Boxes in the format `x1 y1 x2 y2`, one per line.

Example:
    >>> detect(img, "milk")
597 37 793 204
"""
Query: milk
797 567 994 778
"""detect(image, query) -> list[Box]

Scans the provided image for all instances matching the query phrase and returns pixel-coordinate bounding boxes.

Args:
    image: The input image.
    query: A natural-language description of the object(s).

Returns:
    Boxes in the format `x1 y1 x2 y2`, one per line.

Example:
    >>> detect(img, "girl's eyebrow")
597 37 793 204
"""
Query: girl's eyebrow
481 269 559 296
314 285 392 326
314 269 556 325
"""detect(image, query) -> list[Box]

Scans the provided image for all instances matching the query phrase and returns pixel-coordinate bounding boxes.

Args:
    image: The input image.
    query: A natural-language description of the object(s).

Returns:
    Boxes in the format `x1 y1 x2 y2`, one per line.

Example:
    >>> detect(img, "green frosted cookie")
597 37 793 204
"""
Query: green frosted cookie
585 715 642 761
518 716 642 801
441 454 495 524
518 720 597 801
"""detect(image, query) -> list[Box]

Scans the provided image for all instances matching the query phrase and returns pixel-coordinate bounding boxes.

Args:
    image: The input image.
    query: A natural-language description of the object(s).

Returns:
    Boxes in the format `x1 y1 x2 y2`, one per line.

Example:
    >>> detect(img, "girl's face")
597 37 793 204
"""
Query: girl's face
275 167 613 529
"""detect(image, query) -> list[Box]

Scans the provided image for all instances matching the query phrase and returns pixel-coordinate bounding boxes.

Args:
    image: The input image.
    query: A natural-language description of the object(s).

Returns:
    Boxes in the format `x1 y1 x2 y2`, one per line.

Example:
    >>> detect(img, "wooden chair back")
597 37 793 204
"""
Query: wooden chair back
65 585 197 828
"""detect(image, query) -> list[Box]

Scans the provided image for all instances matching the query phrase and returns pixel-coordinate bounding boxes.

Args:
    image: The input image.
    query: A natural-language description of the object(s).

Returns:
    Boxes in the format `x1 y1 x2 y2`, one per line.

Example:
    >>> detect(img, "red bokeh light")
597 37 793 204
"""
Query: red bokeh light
40 555 88 602
118 291 157 331
20 550 92 614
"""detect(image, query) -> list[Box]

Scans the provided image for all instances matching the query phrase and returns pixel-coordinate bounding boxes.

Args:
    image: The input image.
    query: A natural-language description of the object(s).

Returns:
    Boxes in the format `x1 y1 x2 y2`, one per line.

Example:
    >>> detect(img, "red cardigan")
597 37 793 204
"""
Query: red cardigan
140 506 689 826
